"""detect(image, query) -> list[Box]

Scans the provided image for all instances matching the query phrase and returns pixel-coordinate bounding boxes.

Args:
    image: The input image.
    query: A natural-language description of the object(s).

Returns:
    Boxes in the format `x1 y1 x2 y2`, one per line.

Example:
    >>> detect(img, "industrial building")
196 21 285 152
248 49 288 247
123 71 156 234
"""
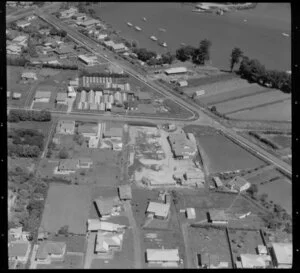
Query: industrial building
164 67 187 75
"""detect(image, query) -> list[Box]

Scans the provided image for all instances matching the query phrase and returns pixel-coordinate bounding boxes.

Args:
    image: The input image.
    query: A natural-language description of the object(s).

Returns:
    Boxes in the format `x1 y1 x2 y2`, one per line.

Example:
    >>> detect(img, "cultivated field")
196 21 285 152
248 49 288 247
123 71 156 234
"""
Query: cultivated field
40 183 92 234
200 84 268 105
246 169 283 184
188 226 232 268
214 91 290 115
228 99 291 121
196 134 265 173
258 178 292 214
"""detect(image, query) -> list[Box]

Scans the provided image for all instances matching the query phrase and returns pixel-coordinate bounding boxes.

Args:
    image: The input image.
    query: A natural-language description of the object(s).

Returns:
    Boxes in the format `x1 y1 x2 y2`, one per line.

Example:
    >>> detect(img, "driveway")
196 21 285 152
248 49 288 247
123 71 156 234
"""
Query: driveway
83 232 96 269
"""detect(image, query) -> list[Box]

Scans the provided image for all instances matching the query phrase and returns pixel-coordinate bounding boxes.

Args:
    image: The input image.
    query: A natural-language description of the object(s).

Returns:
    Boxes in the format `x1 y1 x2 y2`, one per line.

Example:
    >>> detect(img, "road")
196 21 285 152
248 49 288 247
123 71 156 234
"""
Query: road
123 201 142 269
84 232 96 269
35 11 291 177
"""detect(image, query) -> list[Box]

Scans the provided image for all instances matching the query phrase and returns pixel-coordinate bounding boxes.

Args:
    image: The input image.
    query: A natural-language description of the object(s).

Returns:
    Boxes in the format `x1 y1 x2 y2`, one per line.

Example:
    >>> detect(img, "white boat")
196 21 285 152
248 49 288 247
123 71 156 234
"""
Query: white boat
282 33 289 37
150 36 158 41
135 26 142 31
127 22 133 27
142 17 147 21
159 42 167 47
159 28 166 32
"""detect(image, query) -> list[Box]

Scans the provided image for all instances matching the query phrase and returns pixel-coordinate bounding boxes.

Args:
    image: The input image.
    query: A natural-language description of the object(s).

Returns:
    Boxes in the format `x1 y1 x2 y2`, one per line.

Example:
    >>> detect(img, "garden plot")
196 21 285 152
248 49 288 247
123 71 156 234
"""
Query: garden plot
228 229 264 262
228 99 291 122
201 84 269 105
188 226 232 268
258 178 292 215
214 91 290 115
183 78 250 97
40 184 92 234
130 126 204 187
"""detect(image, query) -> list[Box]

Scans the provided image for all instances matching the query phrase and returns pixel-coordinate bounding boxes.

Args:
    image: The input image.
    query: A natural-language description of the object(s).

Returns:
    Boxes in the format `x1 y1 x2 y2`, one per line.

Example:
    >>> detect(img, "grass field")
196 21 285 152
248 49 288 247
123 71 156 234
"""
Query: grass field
51 235 86 253
228 229 264 261
228 99 291 122
36 253 84 269
266 134 291 149
188 226 232 268
187 73 238 88
247 169 282 184
196 134 265 173
258 178 292 214
40 183 92 234
162 99 192 118
214 91 290 115
201 84 268 105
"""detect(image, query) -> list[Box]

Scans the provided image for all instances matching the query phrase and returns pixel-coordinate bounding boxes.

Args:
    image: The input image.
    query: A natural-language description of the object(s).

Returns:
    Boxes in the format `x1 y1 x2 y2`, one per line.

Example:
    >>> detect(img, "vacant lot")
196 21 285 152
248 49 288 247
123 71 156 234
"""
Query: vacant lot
162 99 193 118
196 134 265 173
51 234 86 253
8 120 53 135
214 91 290 115
187 73 238 88
266 134 291 149
228 99 291 122
201 84 268 105
188 226 232 268
91 229 135 269
258 178 292 215
247 169 282 184
40 184 92 234
36 253 84 269
228 229 264 261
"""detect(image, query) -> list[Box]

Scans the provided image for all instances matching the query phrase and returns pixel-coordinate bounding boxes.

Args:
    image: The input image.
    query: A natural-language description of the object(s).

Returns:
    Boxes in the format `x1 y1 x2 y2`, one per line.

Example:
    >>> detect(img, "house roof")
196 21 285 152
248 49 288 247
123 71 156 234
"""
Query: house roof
54 46 74 55
271 243 292 265
35 91 51 99
118 185 132 200
87 219 125 232
8 241 30 258
209 209 228 222
96 231 123 252
12 35 28 43
36 241 66 260
146 249 180 262
94 197 118 216
186 208 196 219
58 159 79 171
213 177 223 187
147 202 170 218
164 67 187 75
227 176 250 190
9 227 23 236
103 127 123 138
240 254 267 268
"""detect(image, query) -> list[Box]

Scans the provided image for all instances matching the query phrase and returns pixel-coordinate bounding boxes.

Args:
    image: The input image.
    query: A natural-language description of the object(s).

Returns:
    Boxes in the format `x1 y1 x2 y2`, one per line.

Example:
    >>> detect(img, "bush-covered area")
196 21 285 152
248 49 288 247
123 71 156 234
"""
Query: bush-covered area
7 56 30 67
79 70 129 78
248 131 280 150
8 109 51 123
42 63 78 70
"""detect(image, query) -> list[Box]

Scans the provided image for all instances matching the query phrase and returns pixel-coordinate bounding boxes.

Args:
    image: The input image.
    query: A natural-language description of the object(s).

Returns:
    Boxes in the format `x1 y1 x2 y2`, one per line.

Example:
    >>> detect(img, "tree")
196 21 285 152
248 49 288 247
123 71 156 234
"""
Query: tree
58 148 69 159
73 133 85 146
199 39 212 62
176 45 196 62
88 9 96 17
260 193 268 203
247 184 258 196
161 52 175 65
230 47 243 72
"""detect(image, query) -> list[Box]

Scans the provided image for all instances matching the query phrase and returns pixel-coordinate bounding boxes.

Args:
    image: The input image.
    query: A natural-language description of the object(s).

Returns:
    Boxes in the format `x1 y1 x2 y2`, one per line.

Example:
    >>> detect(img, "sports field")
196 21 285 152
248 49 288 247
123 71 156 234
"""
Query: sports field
40 184 92 234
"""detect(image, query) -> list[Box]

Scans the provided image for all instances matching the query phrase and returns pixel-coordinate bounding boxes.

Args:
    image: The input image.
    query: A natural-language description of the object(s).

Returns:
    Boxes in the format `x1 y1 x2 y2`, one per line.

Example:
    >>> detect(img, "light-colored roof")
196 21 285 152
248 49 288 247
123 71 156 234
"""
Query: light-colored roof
96 231 123 252
118 185 132 200
240 254 267 268
257 245 268 254
146 249 180 262
227 176 250 190
22 72 36 78
186 208 196 219
213 177 223 187
272 243 292 265
12 35 28 42
87 219 125 231
8 241 30 257
147 202 170 218
164 67 187 75
35 91 51 99
36 241 66 260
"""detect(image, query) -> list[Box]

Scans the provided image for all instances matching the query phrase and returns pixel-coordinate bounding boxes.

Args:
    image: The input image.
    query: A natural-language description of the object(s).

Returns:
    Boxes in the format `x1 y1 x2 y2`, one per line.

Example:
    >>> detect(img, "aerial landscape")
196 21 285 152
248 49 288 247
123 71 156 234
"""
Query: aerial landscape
7 1 292 269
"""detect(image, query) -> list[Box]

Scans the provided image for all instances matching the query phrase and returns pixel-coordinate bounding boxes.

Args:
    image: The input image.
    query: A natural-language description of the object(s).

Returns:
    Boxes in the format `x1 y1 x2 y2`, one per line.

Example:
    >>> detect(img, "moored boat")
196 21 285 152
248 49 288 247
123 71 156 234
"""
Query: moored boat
142 17 147 21
127 22 133 27
135 26 142 31
159 41 167 47
150 35 158 41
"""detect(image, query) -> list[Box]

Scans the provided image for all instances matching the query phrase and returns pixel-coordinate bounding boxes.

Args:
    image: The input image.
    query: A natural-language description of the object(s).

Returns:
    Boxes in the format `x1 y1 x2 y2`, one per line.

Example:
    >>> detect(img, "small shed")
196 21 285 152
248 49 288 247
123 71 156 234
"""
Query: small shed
186 208 196 219
118 185 132 200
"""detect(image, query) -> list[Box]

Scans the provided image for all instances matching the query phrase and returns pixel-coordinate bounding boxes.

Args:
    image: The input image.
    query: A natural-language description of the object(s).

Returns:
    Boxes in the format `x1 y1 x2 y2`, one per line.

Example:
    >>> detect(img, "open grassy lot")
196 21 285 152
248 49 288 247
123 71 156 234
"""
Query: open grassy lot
196 134 265 173
214 91 290 115
36 253 84 269
201 84 268 105
8 120 53 135
228 229 264 261
188 226 232 268
40 183 92 234
162 98 193 118
91 229 135 269
265 134 291 149
187 73 238 88
228 99 291 122
7 66 32 107
51 234 86 253
258 178 292 215
247 169 282 184
8 157 36 173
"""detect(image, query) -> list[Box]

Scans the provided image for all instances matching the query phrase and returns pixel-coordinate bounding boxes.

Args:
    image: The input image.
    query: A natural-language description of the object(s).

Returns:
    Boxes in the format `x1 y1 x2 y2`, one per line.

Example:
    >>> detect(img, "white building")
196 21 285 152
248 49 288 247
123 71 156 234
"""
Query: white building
164 67 187 75
271 243 292 268
186 208 196 219
177 80 188 87
21 72 37 81
146 249 180 264
226 176 251 193
67 86 77 98
95 231 123 254
146 202 170 220
78 55 98 66
60 7 78 18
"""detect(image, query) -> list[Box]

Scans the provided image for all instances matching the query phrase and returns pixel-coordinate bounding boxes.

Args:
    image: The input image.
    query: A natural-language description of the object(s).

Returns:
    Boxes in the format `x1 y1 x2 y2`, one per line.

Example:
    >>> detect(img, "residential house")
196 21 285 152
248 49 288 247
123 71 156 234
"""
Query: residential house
73 13 87 21
118 185 132 200
95 231 123 254
97 34 108 40
12 35 28 46
8 240 31 264
193 90 205 98
270 243 292 268
164 67 187 75
56 120 76 135
226 176 251 193
60 7 78 18
35 241 66 264
186 208 196 219
12 93 22 100
94 197 119 217
146 249 180 264
257 245 268 256
34 91 51 103
87 219 125 233
176 80 188 87
21 72 37 81
7 44 22 55
54 45 74 59
67 86 77 98
78 19 100 28
207 209 228 224
146 202 170 220
213 176 223 188
78 54 98 66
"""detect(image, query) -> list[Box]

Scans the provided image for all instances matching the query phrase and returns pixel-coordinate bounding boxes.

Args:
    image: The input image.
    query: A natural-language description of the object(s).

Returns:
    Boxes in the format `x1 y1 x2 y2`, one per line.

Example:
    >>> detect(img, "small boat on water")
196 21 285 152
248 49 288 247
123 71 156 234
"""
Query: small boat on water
180 43 186 46
127 22 133 27
159 28 166 32
159 41 167 47
282 33 289 37
150 36 158 41
142 17 147 21
135 26 142 31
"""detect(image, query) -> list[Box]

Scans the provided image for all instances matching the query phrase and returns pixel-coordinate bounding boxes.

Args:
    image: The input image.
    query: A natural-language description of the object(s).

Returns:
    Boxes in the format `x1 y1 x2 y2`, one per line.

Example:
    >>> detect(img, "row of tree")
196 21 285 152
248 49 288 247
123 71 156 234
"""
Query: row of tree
79 70 129 78
7 56 29 67
8 109 52 123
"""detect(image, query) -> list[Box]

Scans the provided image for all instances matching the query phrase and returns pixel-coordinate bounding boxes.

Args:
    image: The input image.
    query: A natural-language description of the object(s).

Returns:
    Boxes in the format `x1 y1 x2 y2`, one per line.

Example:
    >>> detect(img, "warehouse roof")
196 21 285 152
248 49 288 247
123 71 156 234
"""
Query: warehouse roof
164 67 187 75
146 249 180 262
271 243 292 265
